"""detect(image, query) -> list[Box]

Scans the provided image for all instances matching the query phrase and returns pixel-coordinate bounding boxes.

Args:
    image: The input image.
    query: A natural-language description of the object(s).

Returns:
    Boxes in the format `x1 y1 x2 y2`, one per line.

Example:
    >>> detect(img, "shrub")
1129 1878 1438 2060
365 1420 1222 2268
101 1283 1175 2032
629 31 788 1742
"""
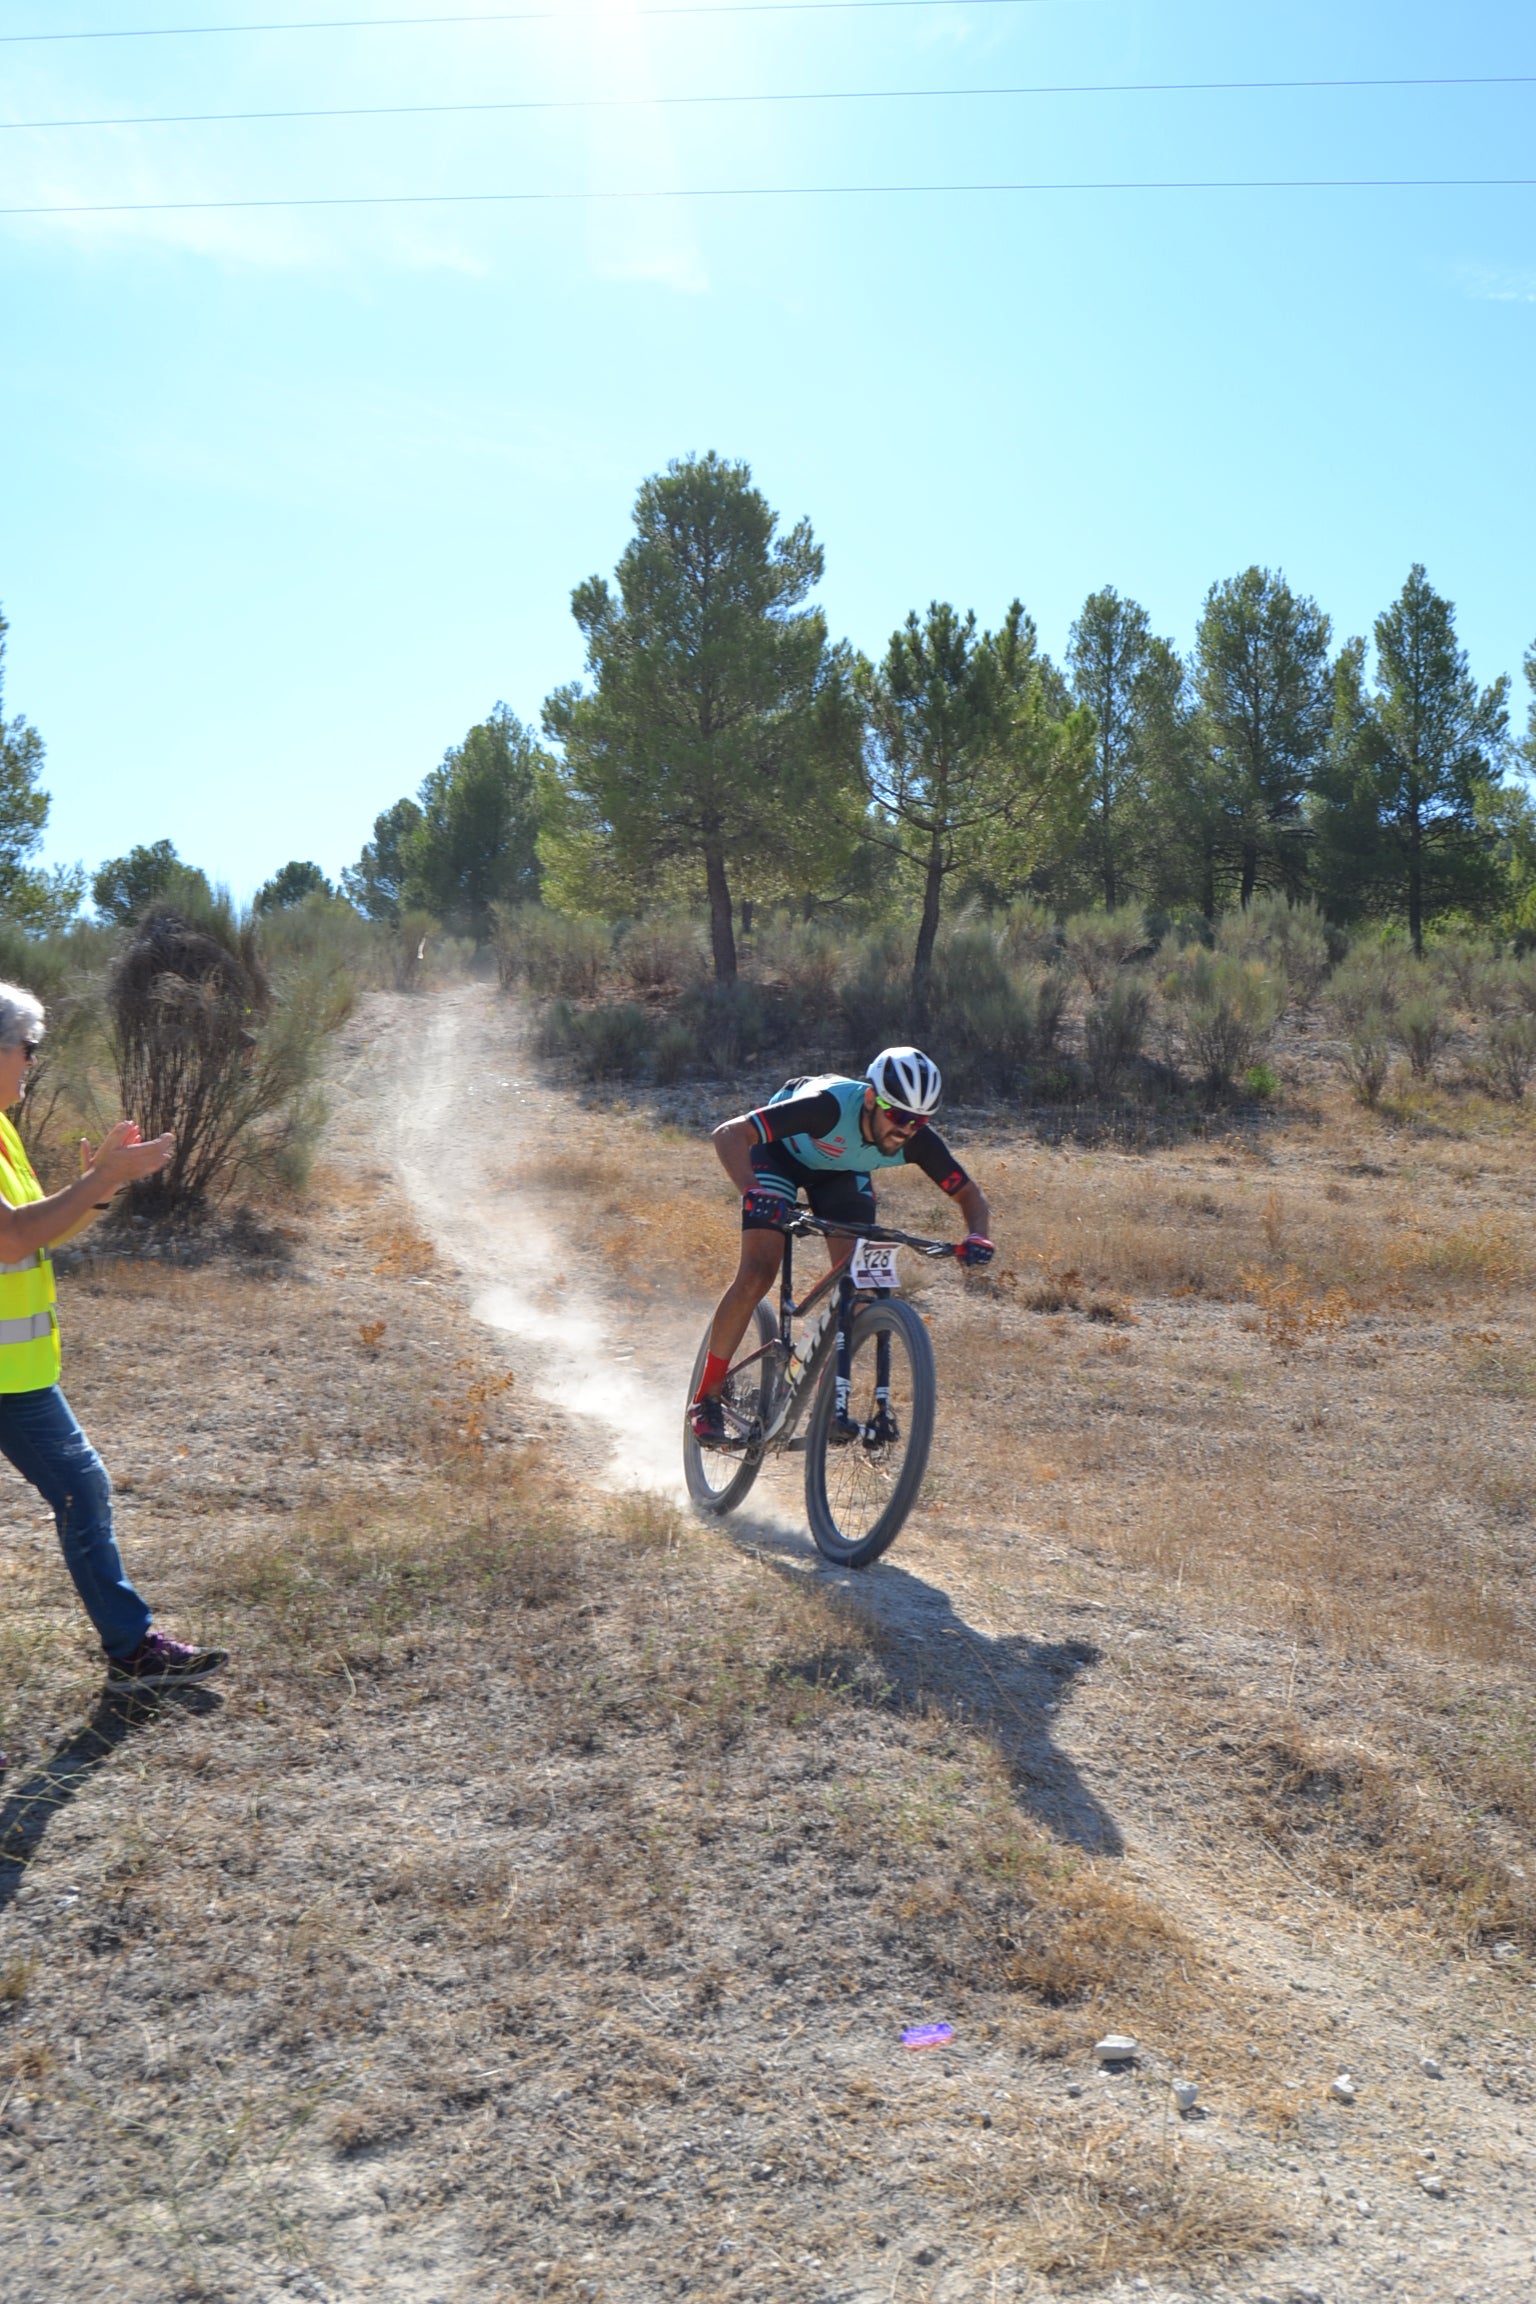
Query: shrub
1063 908 1146 996
997 896 1064 969
1339 1012 1394 1106
389 909 439 994
928 921 1066 1097
1084 976 1152 1096
569 1001 653 1079
491 905 609 999
1216 894 1330 1011
1161 946 1284 1093
257 890 380 989
1326 939 1409 1031
680 980 769 1073
533 998 577 1058
652 1018 697 1084
1433 934 1499 1012
1244 1060 1280 1100
836 924 913 1055
617 916 706 999
1395 992 1450 1080
755 919 847 1013
108 903 337 1210
1478 954 1536 1020
1485 1015 1536 1101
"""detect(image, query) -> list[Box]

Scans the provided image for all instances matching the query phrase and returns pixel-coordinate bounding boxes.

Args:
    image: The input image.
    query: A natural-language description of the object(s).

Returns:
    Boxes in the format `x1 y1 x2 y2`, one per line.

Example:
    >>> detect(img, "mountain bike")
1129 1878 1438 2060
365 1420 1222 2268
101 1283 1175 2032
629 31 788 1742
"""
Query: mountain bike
681 1213 960 1569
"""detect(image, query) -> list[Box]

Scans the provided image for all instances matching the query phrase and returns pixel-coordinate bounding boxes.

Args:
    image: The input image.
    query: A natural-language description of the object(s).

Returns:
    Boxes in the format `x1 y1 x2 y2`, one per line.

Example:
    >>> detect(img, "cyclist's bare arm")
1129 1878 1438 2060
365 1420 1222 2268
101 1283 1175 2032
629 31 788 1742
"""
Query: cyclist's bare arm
711 1116 762 1198
953 1179 991 1238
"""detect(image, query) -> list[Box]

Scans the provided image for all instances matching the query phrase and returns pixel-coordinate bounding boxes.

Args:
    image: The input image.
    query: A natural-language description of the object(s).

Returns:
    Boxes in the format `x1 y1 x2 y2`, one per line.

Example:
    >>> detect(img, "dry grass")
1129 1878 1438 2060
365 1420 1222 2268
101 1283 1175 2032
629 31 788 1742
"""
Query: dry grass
7 1000 1536 2300
0 1142 1285 2301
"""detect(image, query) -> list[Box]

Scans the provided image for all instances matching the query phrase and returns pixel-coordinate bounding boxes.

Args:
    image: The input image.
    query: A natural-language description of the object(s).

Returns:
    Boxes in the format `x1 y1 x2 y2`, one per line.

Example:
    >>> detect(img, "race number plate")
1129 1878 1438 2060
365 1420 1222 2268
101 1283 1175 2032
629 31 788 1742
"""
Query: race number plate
849 1238 900 1291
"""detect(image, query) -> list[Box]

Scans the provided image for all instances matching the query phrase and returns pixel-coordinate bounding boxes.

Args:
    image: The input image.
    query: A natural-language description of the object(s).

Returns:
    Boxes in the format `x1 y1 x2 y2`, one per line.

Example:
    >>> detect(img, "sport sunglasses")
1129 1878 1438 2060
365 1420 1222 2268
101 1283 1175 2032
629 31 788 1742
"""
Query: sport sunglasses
874 1096 927 1130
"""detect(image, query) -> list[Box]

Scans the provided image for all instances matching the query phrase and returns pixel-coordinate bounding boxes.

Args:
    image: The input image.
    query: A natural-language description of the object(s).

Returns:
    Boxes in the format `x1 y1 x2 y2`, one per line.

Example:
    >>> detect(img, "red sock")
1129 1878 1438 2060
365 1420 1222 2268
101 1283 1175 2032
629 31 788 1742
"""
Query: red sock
694 1351 730 1402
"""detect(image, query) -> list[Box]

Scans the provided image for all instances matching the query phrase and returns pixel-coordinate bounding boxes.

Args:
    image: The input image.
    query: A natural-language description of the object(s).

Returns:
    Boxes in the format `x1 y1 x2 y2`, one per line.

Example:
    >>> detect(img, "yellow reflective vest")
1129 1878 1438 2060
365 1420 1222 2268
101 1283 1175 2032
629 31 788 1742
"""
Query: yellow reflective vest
0 1114 61 1392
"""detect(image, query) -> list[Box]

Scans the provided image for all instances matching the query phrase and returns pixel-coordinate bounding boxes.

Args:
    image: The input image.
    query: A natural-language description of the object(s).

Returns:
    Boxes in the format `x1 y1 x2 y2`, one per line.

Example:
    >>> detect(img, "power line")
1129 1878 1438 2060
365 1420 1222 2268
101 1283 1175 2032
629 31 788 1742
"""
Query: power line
7 73 1534 133
1 1 1086 46
4 176 1533 215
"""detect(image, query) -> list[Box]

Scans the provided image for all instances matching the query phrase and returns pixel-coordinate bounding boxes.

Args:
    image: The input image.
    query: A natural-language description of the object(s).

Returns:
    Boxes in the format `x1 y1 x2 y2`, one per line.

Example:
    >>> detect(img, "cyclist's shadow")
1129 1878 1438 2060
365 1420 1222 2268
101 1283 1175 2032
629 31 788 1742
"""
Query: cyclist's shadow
727 1511 1122 1856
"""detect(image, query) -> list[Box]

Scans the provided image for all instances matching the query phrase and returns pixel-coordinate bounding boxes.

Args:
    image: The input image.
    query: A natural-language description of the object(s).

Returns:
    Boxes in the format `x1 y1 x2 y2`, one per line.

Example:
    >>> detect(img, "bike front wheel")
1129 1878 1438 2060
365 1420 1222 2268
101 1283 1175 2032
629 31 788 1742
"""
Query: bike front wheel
682 1302 778 1516
804 1298 936 1568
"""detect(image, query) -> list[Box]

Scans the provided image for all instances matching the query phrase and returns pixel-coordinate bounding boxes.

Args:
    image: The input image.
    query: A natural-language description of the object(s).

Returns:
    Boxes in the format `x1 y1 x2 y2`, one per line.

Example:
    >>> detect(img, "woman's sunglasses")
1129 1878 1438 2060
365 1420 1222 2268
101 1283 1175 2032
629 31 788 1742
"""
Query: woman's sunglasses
17 1042 39 1065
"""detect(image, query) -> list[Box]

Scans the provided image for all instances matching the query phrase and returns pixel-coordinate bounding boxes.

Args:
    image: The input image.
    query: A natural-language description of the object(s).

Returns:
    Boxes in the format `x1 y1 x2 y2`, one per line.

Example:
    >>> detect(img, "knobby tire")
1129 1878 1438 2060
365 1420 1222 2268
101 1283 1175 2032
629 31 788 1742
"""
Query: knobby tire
682 1302 777 1515
803 1297 936 1569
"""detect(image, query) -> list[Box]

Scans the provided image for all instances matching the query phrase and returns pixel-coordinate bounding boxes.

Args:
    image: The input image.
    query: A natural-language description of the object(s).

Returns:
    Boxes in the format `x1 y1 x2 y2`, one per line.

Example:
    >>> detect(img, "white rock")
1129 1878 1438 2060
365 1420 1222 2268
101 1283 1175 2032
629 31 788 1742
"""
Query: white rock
1419 2172 1447 2199
1094 2034 1138 2065
1420 2056 1444 2079
1330 2073 1357 2103
1172 2079 1199 2112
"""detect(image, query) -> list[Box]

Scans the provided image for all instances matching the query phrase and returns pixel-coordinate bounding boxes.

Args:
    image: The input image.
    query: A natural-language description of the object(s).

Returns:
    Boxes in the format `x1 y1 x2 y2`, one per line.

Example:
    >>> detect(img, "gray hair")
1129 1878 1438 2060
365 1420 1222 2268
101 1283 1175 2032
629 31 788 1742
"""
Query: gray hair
0 982 45 1051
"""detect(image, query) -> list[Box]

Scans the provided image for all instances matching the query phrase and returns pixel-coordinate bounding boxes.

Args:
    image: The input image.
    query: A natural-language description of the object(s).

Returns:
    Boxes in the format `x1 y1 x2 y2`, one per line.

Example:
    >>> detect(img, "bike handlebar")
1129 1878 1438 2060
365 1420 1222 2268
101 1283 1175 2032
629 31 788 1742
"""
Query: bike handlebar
785 1212 959 1259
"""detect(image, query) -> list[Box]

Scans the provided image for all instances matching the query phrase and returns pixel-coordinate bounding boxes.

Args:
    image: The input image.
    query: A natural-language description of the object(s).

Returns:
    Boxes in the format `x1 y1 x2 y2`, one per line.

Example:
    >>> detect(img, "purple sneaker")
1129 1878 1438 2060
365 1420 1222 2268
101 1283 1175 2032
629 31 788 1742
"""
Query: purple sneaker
105 1631 229 1692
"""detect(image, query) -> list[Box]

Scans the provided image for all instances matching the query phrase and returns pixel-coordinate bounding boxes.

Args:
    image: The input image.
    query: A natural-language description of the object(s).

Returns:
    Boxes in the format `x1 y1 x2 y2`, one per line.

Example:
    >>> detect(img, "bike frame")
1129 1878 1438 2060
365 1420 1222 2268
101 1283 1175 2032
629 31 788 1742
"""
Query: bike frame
724 1213 954 1456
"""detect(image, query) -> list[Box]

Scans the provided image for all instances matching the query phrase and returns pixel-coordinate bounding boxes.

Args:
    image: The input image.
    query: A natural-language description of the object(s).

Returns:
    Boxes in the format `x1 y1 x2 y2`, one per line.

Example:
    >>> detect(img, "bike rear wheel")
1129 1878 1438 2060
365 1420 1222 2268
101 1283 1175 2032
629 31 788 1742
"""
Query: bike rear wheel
682 1302 778 1515
804 1299 936 1568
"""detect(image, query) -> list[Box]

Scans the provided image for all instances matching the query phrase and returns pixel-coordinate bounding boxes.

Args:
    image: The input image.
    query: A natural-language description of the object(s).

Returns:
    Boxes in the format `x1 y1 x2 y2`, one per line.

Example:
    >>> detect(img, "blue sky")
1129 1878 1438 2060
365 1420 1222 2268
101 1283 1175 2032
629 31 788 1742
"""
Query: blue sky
2 0 1534 901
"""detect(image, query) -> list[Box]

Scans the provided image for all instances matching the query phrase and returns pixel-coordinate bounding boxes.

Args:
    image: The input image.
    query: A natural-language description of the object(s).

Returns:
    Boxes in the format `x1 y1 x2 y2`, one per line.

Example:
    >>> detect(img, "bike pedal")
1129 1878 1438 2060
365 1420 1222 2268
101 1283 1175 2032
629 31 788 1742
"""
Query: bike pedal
828 1416 862 1446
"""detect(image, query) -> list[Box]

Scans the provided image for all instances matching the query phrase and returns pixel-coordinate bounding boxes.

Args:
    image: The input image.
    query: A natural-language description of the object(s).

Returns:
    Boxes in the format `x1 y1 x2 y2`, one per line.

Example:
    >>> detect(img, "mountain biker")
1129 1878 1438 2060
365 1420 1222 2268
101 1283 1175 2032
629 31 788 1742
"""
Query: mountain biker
689 1046 993 1442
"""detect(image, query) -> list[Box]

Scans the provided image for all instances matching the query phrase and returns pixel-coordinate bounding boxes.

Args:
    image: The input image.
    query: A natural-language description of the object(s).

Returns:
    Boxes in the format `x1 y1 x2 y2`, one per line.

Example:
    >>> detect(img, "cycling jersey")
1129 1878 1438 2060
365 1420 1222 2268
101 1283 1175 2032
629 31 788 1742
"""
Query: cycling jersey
745 1075 970 1196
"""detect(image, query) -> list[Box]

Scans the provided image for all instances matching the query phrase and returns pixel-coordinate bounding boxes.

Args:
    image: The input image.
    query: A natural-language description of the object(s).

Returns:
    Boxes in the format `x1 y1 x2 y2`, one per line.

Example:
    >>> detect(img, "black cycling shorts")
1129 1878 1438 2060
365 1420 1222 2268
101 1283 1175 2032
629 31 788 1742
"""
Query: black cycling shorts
744 1144 876 1232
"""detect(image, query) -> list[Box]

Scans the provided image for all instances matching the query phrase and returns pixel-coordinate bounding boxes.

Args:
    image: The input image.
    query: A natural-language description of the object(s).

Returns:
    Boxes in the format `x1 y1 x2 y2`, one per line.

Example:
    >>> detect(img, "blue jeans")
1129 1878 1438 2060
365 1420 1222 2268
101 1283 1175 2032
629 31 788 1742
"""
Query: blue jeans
0 1386 151 1661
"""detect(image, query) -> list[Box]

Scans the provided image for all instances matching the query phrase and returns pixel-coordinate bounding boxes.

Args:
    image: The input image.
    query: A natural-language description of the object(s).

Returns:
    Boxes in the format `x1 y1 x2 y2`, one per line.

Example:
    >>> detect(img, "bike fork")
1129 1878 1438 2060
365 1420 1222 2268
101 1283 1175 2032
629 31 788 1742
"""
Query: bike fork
874 1325 893 1420
834 1276 857 1430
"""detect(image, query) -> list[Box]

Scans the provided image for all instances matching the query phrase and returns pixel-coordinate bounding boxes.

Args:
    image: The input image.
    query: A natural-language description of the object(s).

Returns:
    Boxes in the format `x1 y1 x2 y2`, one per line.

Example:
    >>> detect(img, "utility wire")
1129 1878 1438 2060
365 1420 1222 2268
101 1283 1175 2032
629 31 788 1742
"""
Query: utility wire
6 73 1534 132
1 1 1088 46
4 176 1533 215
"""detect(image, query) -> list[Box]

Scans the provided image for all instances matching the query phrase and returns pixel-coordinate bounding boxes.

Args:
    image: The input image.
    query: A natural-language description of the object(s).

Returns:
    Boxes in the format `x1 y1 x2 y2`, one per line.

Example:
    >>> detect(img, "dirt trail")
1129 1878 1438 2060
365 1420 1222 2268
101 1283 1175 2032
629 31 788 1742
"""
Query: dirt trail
358 984 1535 2303
351 983 696 1495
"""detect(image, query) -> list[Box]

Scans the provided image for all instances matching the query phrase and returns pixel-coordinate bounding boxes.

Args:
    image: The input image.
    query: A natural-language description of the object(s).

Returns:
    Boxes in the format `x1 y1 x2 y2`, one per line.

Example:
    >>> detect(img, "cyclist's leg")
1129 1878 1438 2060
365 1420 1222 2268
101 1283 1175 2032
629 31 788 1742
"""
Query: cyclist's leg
806 1171 876 1271
698 1152 796 1384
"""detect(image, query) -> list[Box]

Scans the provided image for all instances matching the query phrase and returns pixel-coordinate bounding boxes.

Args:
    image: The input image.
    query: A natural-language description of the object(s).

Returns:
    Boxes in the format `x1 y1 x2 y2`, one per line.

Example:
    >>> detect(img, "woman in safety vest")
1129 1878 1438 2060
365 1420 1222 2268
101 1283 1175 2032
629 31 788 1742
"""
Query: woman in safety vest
0 982 227 1769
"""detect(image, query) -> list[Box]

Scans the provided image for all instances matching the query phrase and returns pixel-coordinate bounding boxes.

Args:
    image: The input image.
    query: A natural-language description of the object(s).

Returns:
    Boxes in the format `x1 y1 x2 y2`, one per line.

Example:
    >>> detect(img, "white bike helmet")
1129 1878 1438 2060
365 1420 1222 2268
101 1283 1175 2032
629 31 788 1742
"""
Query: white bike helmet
865 1045 942 1117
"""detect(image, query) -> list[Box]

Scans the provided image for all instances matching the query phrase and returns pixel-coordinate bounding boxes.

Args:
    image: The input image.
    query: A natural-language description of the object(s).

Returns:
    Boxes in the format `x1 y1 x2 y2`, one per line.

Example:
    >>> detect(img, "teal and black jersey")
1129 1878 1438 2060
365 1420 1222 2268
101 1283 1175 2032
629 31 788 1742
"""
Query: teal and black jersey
746 1075 969 1195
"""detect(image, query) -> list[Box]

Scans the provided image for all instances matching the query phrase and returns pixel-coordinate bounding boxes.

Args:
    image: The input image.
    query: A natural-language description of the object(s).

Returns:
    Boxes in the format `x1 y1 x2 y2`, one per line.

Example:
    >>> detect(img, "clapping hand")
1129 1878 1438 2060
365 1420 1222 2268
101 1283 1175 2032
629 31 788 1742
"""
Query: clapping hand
80 1122 176 1199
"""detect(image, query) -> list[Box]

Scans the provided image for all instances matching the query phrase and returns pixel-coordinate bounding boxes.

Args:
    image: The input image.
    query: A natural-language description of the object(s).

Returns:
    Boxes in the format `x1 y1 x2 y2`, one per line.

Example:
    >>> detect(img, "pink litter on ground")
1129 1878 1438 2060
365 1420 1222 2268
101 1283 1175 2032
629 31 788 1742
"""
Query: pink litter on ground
902 2023 953 2050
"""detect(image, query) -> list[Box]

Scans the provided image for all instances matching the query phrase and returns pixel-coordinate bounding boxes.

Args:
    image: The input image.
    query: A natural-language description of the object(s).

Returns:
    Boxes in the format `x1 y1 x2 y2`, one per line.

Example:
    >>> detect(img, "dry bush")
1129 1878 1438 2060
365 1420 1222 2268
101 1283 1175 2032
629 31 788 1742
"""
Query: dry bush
1326 938 1409 1029
616 916 706 998
1064 907 1146 995
1240 1266 1352 1351
491 904 610 998
1160 946 1283 1092
1433 932 1499 1011
1485 1013 1536 1100
1084 976 1152 1095
1339 1012 1394 1105
753 917 847 1009
1395 989 1451 1079
1216 892 1330 1012
998 894 1064 968
108 904 345 1210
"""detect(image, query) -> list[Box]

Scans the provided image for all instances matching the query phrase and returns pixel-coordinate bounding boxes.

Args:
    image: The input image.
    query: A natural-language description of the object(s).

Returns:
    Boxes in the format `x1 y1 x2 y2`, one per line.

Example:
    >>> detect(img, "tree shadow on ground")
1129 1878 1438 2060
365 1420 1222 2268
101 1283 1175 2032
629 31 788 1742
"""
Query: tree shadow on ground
0 1685 222 1913
726 1508 1122 1856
